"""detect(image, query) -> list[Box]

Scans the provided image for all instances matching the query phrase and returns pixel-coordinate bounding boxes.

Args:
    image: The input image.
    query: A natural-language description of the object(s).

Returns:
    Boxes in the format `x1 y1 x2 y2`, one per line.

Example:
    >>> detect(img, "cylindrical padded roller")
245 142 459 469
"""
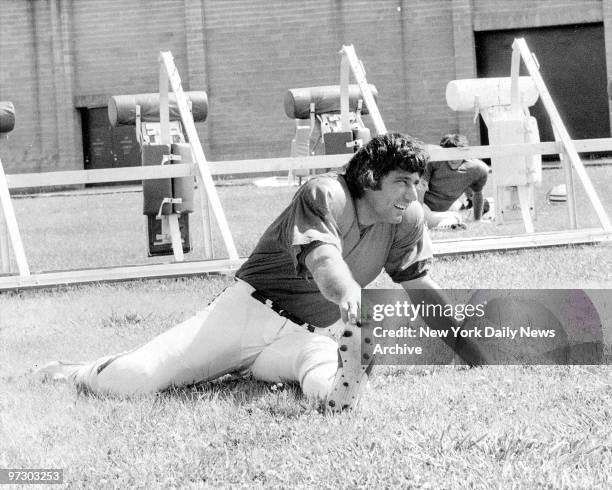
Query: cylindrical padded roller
108 91 208 127
170 143 195 214
446 77 538 112
0 101 15 133
284 84 378 119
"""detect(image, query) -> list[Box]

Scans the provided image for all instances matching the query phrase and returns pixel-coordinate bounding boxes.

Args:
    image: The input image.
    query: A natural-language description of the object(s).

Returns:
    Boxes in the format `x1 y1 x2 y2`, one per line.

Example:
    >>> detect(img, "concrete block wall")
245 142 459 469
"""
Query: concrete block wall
72 0 188 95
194 0 463 160
398 1 461 142
0 0 189 174
198 0 357 160
0 0 80 173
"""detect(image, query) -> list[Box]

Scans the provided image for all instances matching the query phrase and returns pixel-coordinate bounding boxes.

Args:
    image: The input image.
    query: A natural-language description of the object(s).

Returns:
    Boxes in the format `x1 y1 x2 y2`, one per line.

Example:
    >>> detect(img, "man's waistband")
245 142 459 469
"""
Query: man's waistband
249 289 317 333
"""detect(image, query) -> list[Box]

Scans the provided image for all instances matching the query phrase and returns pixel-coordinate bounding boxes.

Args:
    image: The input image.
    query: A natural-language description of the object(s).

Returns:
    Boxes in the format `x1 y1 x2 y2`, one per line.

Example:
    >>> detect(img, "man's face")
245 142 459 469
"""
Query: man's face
360 170 420 224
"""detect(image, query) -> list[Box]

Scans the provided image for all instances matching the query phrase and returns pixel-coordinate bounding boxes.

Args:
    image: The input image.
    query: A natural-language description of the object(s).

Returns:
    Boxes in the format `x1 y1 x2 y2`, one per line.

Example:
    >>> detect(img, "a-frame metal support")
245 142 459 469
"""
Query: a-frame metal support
512 38 612 232
159 51 239 260
339 45 387 136
0 155 30 276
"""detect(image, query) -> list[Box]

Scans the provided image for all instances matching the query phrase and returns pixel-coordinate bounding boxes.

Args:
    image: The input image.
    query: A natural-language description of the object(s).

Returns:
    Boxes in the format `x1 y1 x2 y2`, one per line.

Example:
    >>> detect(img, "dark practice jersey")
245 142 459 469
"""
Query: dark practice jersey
236 174 433 327
422 158 488 212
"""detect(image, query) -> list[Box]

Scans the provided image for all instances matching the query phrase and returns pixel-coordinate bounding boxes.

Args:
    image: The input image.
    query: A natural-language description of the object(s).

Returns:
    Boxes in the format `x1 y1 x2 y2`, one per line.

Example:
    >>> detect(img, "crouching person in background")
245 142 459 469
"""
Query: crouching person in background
419 133 490 230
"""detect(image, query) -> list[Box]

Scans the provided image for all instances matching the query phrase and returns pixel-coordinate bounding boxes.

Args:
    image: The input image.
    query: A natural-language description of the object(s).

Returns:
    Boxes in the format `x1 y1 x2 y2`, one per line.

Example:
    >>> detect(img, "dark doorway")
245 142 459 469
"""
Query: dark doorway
475 23 610 156
80 107 141 181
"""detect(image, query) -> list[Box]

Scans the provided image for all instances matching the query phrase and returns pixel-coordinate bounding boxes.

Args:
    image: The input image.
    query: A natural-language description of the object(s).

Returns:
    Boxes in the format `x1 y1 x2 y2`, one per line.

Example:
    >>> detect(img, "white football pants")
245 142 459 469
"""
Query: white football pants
71 280 342 400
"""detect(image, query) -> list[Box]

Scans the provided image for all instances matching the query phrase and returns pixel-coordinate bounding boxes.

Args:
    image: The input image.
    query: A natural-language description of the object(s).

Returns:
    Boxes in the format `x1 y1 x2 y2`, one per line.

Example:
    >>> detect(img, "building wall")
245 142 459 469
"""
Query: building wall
0 0 610 174
0 0 80 173
0 0 189 173
472 0 603 30
196 0 460 159
72 0 188 96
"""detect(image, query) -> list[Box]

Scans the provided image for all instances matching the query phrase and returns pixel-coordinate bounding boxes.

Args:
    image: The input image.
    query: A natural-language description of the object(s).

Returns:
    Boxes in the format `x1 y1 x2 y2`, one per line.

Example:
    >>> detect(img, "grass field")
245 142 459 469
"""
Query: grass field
1 166 612 488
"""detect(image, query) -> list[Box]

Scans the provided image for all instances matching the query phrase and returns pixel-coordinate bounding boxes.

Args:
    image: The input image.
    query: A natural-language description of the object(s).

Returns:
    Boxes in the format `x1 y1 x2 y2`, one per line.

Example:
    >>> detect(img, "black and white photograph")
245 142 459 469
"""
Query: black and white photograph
1 1 611 488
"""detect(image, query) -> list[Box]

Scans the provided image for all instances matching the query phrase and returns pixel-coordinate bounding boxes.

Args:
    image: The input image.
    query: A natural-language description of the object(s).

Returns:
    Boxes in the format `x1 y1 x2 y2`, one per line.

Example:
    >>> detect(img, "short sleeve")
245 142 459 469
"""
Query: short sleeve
279 177 345 276
384 203 434 283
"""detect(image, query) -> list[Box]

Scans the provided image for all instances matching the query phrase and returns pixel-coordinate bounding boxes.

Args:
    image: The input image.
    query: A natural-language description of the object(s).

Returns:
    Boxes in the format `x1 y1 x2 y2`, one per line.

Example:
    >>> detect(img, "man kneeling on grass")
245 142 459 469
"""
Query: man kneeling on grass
40 133 482 411
419 133 490 230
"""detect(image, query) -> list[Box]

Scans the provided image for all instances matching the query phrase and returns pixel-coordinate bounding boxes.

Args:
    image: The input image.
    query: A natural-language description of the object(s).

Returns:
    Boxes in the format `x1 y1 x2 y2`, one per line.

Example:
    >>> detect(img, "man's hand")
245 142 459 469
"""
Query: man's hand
303 243 371 412
305 244 361 324
337 283 362 325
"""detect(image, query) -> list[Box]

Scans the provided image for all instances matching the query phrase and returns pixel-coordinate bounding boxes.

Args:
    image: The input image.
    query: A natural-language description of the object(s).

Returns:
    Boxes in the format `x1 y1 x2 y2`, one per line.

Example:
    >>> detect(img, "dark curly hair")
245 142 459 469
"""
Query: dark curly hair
439 133 468 148
343 133 429 198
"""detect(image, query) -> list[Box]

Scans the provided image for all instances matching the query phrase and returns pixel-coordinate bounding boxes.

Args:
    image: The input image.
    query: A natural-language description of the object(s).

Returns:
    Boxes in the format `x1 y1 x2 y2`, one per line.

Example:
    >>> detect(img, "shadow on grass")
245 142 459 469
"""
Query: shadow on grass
165 376 319 418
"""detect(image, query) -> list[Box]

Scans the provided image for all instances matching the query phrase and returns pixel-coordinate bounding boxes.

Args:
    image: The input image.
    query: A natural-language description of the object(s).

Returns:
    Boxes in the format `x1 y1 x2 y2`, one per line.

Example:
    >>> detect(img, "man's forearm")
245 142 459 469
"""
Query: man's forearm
310 255 360 305
306 244 361 324
403 278 461 332
402 276 485 366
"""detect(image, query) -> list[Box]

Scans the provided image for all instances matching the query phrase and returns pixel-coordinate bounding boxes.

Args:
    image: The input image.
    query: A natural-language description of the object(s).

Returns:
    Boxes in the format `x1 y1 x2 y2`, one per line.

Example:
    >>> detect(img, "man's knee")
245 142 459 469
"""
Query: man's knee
295 335 339 400
88 357 162 395
301 363 337 400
